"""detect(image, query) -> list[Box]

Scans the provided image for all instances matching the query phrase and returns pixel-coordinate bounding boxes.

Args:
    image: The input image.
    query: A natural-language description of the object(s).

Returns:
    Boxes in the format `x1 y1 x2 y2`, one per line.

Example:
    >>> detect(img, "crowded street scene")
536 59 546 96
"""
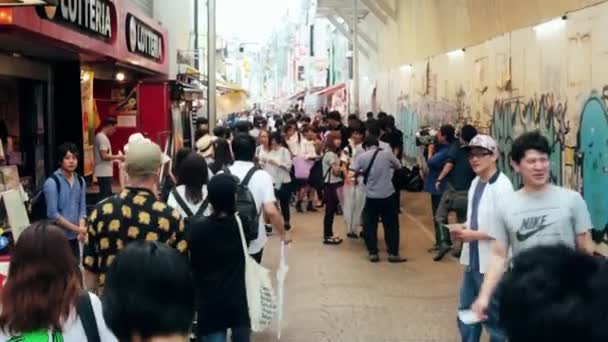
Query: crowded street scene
0 0 607 341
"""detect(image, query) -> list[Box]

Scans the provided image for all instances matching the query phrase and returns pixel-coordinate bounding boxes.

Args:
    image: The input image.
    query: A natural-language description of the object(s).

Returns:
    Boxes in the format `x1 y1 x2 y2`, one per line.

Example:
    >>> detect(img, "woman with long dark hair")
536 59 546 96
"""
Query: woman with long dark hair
167 152 210 218
208 138 234 175
187 174 255 342
0 222 116 341
321 131 344 245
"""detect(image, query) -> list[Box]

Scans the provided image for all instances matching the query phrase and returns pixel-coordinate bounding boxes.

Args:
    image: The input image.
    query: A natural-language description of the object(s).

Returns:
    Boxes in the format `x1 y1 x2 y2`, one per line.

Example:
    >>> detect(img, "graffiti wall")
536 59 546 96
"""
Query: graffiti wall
371 3 608 233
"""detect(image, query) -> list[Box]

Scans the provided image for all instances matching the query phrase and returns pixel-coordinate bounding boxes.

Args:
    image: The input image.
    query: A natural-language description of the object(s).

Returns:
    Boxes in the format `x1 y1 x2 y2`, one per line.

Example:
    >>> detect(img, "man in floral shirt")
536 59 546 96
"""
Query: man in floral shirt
83 140 187 293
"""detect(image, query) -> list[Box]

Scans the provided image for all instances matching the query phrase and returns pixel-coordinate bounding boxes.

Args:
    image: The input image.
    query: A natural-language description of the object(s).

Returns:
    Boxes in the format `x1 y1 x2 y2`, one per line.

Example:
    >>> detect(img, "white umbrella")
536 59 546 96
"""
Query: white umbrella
276 241 289 339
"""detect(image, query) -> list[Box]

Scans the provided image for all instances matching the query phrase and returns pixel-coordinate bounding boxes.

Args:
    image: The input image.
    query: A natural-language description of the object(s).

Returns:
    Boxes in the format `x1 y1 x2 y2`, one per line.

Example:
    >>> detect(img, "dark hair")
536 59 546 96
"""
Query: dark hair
366 122 381 137
213 126 225 138
173 147 191 172
347 114 359 121
177 153 208 204
366 112 374 119
350 124 366 137
207 173 238 215
194 128 209 142
232 133 256 161
377 111 388 119
197 117 209 125
234 121 251 134
510 131 551 163
500 245 608 342
439 124 456 143
324 131 342 152
270 131 287 150
327 111 341 122
210 139 233 174
363 135 380 149
103 117 118 127
57 142 80 165
103 241 195 341
301 116 311 124
460 124 478 143
0 223 81 335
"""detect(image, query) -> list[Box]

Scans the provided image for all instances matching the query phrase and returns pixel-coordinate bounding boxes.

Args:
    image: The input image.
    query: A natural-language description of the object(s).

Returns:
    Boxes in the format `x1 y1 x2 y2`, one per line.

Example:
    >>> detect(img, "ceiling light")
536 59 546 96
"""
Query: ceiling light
533 17 566 37
115 72 126 82
446 49 465 59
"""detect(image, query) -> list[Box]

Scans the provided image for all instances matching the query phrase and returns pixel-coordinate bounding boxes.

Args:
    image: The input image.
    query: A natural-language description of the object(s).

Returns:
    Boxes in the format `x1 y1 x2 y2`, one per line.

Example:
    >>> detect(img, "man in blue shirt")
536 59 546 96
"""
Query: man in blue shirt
44 142 87 261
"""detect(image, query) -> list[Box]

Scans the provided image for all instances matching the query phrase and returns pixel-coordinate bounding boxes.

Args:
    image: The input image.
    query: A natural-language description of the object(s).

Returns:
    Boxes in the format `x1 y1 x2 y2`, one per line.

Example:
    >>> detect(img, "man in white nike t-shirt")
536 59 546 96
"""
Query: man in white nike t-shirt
472 131 593 320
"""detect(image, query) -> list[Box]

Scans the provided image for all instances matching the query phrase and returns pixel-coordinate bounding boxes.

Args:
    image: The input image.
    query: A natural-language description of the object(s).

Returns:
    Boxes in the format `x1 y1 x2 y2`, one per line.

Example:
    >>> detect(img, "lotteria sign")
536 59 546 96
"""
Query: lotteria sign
36 0 113 41
126 14 162 61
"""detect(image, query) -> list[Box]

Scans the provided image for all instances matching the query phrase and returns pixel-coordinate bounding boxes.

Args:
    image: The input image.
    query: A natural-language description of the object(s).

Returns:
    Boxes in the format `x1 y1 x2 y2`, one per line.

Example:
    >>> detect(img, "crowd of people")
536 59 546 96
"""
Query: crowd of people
0 107 605 342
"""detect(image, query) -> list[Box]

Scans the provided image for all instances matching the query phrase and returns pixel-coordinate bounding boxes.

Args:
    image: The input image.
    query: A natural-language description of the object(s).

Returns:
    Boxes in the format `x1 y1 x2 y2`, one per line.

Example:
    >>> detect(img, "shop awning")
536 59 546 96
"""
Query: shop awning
316 83 346 96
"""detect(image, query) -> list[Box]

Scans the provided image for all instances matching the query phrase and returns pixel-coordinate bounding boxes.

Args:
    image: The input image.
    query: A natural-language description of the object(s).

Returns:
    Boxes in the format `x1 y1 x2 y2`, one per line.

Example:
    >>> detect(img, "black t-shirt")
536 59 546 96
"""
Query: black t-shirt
446 143 476 191
187 214 253 334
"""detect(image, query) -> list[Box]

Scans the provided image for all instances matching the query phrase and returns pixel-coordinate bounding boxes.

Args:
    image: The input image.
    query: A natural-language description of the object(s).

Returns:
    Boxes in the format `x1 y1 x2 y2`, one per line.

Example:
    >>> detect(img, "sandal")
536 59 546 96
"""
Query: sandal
323 236 343 245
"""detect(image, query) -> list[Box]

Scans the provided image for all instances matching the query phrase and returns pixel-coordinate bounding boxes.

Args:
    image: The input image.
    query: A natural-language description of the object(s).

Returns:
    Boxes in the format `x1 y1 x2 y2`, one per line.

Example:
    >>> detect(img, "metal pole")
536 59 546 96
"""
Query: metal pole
194 0 199 70
207 0 216 129
352 0 360 115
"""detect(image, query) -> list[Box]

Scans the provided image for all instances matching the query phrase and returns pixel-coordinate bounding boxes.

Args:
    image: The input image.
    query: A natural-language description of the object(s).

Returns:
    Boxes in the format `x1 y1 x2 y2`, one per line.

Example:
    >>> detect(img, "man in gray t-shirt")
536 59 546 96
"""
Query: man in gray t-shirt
472 131 593 321
492 185 592 255
350 135 405 263
94 118 123 199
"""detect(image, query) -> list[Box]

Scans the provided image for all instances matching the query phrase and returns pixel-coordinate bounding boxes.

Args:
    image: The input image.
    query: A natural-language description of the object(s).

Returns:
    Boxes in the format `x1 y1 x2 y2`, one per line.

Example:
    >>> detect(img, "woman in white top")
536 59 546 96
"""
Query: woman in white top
0 222 117 342
167 152 210 218
258 131 293 230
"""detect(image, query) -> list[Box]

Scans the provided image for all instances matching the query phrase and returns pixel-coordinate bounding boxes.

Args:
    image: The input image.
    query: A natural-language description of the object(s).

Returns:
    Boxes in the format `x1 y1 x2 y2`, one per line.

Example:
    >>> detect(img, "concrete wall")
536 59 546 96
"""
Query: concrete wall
153 0 193 78
358 1 608 232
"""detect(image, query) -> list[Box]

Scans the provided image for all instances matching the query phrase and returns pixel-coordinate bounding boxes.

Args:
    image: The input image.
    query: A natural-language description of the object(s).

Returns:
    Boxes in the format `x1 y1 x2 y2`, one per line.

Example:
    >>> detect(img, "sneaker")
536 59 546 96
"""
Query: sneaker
388 255 407 263
433 245 452 262
265 224 273 235
369 254 380 263
285 223 291 231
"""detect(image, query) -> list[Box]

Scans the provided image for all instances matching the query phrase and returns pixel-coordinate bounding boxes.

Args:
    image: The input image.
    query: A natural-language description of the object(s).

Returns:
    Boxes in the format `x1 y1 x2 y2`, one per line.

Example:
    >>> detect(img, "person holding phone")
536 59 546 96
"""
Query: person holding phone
451 135 513 342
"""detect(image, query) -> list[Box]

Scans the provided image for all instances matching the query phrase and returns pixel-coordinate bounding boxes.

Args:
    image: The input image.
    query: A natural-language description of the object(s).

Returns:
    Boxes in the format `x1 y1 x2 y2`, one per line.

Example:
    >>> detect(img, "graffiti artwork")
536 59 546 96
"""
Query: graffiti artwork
578 93 608 233
491 94 569 189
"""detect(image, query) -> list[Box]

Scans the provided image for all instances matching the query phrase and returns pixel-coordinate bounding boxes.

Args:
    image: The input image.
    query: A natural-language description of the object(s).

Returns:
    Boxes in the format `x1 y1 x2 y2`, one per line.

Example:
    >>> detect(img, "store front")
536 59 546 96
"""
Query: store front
0 1 168 194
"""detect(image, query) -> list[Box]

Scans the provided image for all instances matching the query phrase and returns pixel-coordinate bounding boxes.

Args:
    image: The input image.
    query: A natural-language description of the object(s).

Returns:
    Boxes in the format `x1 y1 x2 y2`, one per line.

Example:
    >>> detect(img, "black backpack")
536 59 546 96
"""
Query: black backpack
30 173 84 222
223 166 260 237
170 188 209 220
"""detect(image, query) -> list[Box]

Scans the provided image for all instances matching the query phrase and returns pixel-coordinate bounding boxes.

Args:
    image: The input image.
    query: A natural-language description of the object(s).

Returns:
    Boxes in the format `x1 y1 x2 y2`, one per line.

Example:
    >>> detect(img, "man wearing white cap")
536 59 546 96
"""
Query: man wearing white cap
84 140 183 293
450 134 513 342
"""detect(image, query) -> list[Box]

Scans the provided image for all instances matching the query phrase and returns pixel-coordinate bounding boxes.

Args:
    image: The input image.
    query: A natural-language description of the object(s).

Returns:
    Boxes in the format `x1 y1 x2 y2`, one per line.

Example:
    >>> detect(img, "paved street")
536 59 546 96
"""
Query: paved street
257 192 463 342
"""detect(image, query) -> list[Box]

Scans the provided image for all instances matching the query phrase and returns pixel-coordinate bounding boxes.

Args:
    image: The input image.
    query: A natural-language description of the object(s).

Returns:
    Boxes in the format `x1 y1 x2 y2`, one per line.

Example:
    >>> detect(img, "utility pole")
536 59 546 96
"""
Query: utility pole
194 0 199 70
207 0 216 129
352 0 360 115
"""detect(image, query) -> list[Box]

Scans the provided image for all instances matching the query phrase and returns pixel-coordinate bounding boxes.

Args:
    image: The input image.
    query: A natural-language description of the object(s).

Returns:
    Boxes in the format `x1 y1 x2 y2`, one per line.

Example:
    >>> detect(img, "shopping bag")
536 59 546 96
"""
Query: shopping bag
235 214 278 332
276 241 289 339
293 157 314 180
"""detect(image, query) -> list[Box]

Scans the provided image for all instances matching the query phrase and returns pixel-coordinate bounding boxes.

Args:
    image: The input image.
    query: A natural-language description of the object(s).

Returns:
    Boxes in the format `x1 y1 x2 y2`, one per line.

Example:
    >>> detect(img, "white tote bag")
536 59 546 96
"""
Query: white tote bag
235 214 278 332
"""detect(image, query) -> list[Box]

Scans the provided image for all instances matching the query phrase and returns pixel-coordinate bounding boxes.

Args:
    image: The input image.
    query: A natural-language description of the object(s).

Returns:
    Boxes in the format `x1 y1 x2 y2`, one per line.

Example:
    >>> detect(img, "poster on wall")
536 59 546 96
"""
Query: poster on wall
114 86 138 128
81 70 97 177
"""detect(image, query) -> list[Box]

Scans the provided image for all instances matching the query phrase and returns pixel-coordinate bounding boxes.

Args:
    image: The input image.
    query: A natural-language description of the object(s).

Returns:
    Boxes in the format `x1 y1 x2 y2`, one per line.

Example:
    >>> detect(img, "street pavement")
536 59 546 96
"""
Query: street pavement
256 192 464 342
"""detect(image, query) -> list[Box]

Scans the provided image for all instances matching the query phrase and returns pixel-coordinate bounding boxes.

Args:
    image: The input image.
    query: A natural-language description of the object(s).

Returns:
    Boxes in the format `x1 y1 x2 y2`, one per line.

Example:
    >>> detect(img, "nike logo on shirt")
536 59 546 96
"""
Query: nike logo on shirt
516 215 554 242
